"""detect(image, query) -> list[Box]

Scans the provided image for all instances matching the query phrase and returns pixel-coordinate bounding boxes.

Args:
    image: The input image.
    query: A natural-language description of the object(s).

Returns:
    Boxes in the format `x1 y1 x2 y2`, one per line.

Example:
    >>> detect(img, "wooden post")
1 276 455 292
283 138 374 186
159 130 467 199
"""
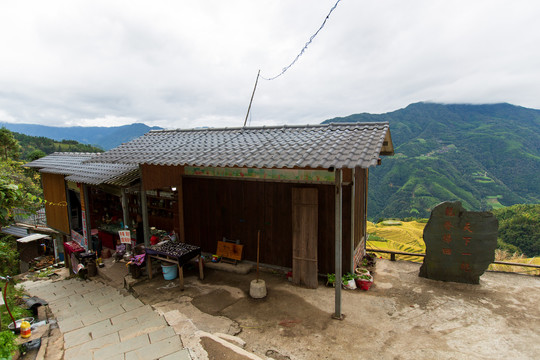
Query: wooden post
350 168 355 273
256 230 260 281
82 184 92 251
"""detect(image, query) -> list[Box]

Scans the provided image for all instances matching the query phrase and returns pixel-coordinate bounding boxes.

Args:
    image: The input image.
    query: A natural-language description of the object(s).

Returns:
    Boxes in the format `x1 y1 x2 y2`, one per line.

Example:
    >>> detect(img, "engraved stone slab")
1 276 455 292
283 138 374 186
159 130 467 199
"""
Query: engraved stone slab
419 201 498 284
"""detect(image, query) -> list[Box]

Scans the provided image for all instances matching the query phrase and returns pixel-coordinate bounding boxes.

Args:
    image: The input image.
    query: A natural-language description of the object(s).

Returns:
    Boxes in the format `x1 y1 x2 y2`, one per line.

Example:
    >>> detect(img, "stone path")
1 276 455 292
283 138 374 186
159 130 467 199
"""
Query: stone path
22 277 192 360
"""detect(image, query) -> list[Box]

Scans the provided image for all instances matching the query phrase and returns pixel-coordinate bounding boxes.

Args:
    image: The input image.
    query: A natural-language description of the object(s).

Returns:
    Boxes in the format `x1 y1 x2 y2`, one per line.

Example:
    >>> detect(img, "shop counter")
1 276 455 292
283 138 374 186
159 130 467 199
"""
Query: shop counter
145 242 204 290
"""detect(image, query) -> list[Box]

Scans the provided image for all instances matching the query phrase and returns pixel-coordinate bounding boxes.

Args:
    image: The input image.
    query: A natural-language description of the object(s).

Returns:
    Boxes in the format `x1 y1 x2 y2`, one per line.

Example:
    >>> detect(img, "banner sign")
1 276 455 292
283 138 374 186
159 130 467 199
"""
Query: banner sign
71 230 85 248
420 201 498 284
118 230 132 244
81 210 88 250
185 166 335 183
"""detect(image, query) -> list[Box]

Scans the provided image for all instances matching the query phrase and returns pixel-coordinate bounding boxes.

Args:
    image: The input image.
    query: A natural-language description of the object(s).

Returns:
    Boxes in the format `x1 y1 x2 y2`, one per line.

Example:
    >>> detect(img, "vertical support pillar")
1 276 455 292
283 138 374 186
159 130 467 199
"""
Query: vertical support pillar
333 168 343 320
364 169 369 252
350 168 356 274
140 183 150 247
121 188 131 254
82 184 92 251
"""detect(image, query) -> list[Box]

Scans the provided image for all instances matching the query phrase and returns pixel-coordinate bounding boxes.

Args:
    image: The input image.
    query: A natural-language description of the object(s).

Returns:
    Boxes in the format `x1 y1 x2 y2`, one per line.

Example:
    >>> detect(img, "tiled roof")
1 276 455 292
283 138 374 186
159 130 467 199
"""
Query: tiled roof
25 152 139 187
87 122 393 169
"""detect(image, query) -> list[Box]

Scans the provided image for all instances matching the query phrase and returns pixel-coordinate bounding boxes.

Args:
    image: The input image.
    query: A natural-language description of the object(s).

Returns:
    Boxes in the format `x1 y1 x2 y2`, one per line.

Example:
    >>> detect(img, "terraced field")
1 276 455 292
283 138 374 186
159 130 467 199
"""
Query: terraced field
366 220 539 275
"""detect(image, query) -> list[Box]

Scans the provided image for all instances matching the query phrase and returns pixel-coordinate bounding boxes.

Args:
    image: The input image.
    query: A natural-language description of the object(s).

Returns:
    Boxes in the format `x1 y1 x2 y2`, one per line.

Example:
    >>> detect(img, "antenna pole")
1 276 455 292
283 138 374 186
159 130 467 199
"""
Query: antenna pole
243 70 260 127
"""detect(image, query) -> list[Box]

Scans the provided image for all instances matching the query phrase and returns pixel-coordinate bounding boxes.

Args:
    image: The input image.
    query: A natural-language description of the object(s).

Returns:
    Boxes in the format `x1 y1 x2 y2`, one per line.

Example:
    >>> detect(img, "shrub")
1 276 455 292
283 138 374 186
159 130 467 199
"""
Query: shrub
0 330 17 359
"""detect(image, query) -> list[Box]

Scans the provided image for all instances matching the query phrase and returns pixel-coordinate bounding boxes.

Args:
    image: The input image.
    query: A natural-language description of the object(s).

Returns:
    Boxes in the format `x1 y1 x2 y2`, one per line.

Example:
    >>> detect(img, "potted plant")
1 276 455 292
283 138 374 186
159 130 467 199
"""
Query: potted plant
356 274 374 291
126 253 145 279
354 267 370 276
342 272 357 290
326 273 336 287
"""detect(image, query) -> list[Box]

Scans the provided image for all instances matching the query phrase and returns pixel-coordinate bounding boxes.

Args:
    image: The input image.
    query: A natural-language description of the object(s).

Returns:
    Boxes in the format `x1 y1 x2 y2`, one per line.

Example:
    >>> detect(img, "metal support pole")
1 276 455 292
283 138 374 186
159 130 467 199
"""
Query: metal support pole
140 185 150 247
121 188 131 255
333 168 344 320
350 168 355 274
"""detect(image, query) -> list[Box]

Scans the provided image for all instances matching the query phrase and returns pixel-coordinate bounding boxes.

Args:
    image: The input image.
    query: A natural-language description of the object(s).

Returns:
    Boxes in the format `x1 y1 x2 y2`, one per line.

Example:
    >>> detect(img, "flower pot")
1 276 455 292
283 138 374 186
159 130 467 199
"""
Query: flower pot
356 275 373 291
342 279 357 290
354 268 370 276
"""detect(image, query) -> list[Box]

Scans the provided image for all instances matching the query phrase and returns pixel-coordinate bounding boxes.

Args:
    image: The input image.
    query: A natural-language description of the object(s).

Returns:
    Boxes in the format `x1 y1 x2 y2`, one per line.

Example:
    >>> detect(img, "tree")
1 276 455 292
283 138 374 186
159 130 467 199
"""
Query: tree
27 149 46 161
0 132 43 228
0 127 20 161
0 162 43 228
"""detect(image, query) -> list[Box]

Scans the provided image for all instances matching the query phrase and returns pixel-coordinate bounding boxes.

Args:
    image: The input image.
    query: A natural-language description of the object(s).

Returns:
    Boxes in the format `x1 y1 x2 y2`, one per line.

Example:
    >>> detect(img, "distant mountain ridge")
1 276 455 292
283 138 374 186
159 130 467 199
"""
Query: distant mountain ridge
324 102 540 220
0 123 163 150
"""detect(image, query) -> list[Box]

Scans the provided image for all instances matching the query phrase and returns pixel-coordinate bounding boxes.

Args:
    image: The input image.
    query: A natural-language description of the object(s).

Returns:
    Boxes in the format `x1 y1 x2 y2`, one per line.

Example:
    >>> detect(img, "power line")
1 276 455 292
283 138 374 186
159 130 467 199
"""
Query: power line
261 0 343 81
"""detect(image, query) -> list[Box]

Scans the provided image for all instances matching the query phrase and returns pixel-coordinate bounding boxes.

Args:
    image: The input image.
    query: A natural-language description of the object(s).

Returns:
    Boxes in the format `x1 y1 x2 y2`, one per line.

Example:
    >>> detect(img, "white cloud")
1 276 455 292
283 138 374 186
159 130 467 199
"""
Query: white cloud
0 0 539 129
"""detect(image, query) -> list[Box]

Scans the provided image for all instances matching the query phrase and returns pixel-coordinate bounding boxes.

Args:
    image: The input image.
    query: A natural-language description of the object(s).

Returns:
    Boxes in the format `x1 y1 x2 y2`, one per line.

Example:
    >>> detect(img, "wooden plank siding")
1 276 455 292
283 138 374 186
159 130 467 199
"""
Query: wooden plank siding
42 173 70 234
292 188 318 288
353 168 368 268
140 164 185 240
182 177 352 275
141 164 184 190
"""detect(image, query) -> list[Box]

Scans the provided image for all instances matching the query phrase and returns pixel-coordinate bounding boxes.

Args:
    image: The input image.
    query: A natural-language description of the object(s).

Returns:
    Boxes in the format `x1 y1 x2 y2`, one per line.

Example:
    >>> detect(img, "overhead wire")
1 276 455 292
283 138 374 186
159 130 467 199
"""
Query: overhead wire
243 0 343 126
260 0 343 81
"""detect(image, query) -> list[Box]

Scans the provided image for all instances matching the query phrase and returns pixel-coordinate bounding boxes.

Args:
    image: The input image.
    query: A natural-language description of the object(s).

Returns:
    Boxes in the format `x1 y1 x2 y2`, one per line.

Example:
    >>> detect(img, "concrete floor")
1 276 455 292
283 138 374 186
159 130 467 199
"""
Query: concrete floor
130 258 540 360
18 257 540 359
20 272 191 360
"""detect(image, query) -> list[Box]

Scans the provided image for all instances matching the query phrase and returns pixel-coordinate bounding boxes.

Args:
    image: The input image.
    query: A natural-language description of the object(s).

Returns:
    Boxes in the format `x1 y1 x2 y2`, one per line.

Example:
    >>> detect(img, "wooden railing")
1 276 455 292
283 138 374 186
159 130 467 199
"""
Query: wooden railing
366 248 540 269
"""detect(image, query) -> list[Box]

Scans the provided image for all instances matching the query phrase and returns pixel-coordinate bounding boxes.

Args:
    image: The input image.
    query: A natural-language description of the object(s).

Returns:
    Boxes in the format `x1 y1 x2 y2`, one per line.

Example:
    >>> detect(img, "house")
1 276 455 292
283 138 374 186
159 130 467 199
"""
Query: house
28 122 394 318
25 152 140 255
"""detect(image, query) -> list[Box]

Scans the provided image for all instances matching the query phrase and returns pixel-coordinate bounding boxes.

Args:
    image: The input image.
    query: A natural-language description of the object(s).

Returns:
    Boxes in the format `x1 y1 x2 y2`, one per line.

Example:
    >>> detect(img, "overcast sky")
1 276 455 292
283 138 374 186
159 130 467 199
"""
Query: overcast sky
1 0 539 129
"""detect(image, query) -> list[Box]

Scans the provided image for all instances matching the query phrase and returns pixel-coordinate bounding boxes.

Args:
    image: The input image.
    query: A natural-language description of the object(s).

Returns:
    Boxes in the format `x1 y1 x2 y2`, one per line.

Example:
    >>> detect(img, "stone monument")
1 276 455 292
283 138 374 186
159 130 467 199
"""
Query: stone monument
419 201 498 284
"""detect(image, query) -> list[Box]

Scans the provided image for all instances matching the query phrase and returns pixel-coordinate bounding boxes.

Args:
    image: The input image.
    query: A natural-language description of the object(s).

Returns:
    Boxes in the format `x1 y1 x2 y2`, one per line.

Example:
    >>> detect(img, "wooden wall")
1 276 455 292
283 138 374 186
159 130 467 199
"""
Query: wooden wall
141 164 184 190
141 164 185 240
42 173 70 234
353 168 368 267
182 177 352 274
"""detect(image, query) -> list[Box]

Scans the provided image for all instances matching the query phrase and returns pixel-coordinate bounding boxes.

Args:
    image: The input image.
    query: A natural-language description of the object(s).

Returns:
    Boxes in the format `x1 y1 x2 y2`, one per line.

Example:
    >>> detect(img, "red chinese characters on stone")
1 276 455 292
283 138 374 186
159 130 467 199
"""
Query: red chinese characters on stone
442 248 452 255
463 222 473 233
444 221 453 231
445 207 456 217
442 234 452 243
463 236 472 246
460 262 471 272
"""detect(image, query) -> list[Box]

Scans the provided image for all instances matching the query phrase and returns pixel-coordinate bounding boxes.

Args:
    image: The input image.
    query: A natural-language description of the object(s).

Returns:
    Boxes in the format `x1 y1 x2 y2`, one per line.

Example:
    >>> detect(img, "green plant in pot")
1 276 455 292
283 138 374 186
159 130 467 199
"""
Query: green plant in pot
326 273 336 287
355 267 370 276
342 272 358 289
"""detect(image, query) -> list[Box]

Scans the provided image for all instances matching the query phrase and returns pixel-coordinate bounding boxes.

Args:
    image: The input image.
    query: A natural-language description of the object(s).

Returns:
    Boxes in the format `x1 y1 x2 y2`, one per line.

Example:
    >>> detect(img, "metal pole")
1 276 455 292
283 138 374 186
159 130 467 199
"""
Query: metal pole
139 173 150 247
350 168 355 274
333 168 343 319
121 188 131 255
243 70 260 127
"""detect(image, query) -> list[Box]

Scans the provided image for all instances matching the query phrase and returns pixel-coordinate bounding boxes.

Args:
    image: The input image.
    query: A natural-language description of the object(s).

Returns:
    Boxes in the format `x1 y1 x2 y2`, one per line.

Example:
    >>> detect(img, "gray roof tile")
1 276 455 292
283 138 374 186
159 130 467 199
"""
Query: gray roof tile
87 122 393 169
25 152 139 187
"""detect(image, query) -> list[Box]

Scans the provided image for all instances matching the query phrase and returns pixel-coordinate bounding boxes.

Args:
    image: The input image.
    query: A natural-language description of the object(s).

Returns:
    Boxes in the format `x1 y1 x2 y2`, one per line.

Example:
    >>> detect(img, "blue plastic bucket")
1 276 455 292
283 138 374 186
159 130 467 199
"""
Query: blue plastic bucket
161 263 178 280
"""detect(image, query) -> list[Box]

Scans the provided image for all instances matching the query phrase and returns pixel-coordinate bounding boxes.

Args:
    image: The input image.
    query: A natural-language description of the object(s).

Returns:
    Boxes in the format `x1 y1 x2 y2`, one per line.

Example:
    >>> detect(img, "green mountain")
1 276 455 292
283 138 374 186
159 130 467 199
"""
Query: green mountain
12 132 103 160
1 123 162 150
324 103 540 220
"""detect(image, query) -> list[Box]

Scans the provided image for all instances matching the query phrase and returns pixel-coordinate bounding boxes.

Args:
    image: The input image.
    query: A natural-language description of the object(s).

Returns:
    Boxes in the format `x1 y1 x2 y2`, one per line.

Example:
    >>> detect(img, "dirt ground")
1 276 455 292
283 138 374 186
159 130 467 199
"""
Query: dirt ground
132 259 540 360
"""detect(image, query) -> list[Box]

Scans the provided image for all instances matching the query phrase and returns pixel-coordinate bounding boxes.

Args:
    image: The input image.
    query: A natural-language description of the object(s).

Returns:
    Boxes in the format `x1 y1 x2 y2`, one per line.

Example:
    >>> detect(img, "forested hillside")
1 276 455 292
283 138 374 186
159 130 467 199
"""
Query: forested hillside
492 204 539 257
12 132 103 160
325 103 540 220
2 123 162 150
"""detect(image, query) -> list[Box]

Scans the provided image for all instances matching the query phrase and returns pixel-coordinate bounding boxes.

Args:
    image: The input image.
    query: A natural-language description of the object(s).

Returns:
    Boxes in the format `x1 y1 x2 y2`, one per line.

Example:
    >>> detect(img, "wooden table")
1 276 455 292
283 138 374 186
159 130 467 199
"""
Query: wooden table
145 242 204 290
